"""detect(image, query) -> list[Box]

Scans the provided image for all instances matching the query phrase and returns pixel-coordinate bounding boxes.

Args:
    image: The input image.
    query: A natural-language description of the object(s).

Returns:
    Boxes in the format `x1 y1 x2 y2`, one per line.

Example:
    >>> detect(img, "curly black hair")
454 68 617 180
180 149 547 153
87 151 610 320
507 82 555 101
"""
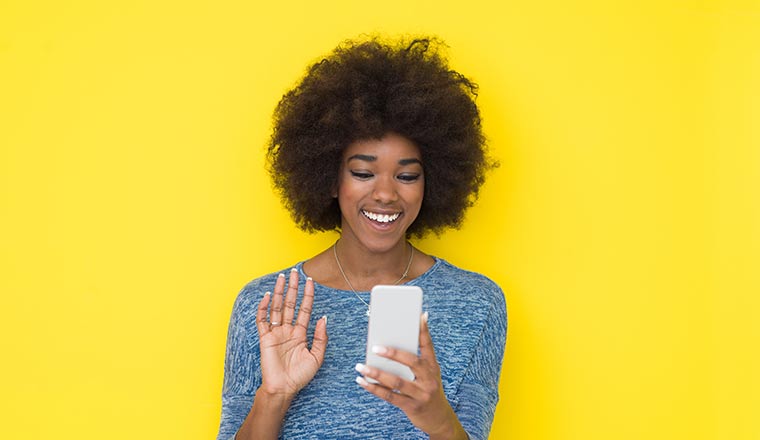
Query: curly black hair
267 36 496 237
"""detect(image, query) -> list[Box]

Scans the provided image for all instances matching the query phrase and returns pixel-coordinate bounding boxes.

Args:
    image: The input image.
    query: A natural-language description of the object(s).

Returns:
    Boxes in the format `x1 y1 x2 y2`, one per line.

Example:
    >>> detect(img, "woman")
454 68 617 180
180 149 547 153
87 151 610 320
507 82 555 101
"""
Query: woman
217 37 506 440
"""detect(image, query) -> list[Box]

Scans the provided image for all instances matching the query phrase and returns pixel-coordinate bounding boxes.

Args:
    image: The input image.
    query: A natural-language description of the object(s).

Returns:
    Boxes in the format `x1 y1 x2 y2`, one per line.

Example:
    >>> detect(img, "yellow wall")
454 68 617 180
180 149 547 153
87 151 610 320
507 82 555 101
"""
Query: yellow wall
2 1 758 438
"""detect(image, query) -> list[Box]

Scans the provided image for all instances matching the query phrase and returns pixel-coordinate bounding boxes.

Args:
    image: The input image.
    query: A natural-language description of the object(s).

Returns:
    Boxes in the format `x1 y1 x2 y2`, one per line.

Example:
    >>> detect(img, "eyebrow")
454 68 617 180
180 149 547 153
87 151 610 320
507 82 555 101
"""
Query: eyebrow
398 158 422 166
347 154 422 166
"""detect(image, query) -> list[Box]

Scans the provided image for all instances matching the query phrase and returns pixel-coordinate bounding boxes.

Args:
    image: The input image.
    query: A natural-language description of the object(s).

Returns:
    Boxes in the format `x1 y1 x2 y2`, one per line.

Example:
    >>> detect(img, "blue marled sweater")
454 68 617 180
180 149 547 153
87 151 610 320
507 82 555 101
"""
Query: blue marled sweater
217 257 507 439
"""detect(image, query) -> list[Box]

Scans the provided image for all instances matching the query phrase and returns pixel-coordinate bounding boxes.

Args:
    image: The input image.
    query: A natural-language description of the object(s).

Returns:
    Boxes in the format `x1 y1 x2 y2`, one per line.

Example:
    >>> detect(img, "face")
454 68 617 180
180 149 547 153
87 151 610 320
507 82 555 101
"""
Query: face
336 133 424 253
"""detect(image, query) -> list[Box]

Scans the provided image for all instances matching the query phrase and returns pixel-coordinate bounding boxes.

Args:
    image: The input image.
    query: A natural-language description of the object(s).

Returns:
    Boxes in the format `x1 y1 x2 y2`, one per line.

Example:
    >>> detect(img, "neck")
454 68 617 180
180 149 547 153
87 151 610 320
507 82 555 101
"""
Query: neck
334 237 411 288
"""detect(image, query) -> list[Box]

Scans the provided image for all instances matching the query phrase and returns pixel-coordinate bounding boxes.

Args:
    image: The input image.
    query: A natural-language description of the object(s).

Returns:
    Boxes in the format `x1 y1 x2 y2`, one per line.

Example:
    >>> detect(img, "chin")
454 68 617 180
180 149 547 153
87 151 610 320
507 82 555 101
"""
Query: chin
342 221 410 254
357 234 406 254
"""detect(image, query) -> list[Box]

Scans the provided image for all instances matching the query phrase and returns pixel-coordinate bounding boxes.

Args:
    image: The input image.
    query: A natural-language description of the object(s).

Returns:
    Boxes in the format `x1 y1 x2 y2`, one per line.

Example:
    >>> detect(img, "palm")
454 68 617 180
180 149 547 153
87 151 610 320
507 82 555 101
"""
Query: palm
259 326 321 394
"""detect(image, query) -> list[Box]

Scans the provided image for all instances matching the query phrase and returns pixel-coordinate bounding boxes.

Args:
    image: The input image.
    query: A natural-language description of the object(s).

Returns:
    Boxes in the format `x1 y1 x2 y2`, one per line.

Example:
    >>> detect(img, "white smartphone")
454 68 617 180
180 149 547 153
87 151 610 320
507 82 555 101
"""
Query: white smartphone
365 285 423 383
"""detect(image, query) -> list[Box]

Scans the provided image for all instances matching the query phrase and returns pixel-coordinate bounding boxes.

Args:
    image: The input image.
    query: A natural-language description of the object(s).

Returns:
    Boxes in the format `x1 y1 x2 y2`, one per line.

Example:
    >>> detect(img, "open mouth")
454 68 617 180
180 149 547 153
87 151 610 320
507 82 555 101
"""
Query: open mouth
362 210 401 224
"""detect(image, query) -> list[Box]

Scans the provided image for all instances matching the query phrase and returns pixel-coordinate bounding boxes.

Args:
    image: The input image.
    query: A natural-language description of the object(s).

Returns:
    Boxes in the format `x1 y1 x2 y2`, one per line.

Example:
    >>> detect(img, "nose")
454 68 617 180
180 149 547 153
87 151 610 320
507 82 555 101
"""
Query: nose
372 175 398 204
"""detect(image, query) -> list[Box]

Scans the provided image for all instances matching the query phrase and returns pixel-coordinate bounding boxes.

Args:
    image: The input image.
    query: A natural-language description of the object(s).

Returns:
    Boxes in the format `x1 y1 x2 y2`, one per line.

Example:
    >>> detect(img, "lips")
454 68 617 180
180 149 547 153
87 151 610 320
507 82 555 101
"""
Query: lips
361 210 401 224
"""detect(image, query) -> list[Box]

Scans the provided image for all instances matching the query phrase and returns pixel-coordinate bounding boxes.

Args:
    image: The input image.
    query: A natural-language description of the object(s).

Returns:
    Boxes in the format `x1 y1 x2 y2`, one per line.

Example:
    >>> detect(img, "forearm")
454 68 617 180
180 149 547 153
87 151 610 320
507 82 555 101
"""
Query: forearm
429 424 468 440
427 406 469 440
235 389 293 440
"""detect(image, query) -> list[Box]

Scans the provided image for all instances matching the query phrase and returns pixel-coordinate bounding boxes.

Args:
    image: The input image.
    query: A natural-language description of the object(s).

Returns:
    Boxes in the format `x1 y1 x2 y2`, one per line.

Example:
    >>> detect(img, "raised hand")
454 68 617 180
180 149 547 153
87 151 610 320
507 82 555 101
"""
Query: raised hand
354 312 468 440
256 268 328 399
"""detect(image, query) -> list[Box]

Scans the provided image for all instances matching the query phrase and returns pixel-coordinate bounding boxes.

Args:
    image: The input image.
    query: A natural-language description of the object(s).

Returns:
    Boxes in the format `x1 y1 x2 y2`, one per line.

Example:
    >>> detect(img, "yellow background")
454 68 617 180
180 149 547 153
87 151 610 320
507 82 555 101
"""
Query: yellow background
1 1 758 438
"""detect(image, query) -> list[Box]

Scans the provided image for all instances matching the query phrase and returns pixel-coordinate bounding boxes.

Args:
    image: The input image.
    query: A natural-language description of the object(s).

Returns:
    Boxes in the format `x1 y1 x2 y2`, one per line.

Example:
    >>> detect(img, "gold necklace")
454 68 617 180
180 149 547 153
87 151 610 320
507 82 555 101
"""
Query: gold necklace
332 240 414 316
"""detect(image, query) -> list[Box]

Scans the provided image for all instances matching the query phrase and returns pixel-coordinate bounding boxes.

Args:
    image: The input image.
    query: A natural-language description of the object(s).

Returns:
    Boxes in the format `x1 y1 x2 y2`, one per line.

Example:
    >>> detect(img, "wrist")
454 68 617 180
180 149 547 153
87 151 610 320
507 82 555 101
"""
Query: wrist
255 386 296 409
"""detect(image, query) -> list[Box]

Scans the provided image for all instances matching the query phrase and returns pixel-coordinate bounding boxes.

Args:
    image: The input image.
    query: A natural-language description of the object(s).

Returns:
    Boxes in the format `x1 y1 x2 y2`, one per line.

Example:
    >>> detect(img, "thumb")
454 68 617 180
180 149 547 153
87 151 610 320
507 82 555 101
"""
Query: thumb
310 315 329 364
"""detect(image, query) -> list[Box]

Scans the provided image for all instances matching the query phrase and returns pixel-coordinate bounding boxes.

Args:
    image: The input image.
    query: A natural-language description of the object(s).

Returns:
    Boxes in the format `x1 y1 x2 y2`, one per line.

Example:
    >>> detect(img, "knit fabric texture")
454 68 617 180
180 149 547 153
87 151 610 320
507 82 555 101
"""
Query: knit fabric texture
217 257 507 440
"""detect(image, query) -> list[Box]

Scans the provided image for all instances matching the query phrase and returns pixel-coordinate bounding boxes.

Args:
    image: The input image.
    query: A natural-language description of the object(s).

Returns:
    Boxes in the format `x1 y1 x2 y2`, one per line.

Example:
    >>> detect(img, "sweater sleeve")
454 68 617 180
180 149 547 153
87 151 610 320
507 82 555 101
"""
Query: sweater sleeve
216 286 262 440
453 286 507 440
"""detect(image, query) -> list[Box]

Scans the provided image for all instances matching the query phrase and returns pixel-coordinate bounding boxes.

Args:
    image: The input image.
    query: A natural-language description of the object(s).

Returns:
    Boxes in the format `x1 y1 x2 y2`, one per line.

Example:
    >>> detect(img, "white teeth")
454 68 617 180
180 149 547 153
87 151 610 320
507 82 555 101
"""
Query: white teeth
362 210 400 223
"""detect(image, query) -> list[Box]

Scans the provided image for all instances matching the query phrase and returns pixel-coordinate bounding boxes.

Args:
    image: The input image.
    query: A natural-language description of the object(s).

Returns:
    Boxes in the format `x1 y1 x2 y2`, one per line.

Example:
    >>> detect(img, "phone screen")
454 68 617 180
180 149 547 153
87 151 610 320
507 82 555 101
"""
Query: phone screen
365 285 423 382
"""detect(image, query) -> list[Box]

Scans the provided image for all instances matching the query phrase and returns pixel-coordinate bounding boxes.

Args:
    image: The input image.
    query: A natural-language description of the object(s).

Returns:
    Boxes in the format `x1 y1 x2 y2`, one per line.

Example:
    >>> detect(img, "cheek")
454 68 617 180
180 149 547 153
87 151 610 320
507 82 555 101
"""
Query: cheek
403 184 425 210
337 180 354 199
336 179 362 208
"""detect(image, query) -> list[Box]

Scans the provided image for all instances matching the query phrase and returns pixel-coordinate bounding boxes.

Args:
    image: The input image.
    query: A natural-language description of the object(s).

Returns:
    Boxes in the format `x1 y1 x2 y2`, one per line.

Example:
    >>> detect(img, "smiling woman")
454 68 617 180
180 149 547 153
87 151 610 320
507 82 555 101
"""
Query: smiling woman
334 134 425 259
216 37 506 440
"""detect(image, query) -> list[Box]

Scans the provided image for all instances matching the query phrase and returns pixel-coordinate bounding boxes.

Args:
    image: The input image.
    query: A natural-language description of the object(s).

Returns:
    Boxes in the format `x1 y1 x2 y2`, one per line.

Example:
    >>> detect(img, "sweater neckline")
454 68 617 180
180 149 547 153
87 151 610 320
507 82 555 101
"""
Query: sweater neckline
296 256 444 294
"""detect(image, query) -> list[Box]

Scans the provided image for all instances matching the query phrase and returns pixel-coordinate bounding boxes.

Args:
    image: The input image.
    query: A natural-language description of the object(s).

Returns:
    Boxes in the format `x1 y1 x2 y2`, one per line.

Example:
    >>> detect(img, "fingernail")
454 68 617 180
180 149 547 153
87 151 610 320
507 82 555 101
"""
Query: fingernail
422 311 429 323
278 273 285 278
355 376 368 386
307 276 313 282
290 267 297 272
322 315 327 326
355 363 367 373
264 291 271 296
371 345 387 355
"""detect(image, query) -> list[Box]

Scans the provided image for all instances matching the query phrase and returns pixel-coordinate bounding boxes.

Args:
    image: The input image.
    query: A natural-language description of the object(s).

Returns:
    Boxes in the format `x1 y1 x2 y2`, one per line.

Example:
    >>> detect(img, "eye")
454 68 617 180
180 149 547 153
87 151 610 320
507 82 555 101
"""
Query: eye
350 171 373 180
397 173 421 182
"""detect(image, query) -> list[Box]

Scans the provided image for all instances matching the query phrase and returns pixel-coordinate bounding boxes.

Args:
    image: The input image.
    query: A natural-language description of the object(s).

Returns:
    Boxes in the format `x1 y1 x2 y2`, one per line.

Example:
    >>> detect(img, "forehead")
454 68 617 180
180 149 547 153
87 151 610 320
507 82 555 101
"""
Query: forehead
342 133 421 161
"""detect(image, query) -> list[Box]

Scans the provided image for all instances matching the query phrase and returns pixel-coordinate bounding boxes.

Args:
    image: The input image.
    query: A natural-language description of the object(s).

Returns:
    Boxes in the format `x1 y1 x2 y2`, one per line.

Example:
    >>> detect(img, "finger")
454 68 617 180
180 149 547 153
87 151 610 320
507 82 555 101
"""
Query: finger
370 345 422 372
418 312 438 361
309 315 328 365
355 362 424 401
355 374 416 409
295 276 315 330
269 272 286 325
256 291 272 335
282 268 300 325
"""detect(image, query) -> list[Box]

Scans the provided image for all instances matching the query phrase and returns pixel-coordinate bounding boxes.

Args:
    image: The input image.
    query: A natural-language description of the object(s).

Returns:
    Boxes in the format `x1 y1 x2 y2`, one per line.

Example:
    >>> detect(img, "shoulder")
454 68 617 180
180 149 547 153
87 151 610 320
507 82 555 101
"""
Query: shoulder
419 258 505 307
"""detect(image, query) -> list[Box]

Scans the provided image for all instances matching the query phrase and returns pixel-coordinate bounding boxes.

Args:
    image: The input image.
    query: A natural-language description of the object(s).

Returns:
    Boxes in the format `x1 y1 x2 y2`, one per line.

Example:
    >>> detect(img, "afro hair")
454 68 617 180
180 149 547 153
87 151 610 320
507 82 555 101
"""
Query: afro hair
267 36 496 237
